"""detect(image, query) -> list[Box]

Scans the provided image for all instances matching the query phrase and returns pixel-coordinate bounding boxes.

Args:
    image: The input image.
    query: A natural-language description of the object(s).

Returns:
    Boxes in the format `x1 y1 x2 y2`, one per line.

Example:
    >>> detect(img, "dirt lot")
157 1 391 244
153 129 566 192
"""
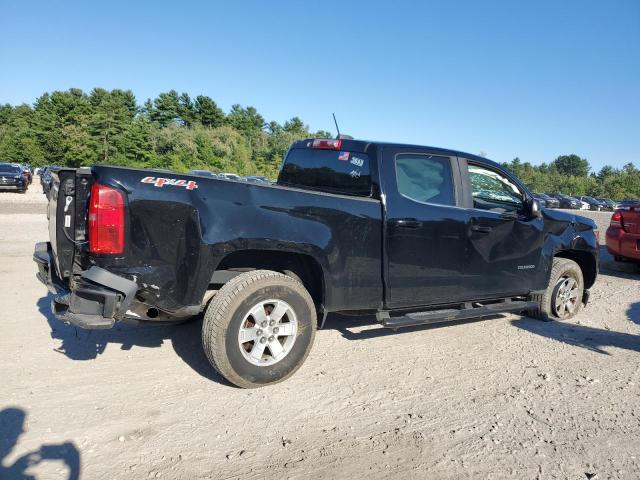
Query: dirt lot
1 184 639 479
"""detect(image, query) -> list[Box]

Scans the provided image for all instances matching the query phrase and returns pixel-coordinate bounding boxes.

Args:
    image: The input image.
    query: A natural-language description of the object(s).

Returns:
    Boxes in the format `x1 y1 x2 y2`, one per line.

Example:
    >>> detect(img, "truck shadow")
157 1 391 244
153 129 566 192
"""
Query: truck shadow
510 317 640 355
36 295 233 387
327 312 500 340
330 310 640 357
0 407 80 480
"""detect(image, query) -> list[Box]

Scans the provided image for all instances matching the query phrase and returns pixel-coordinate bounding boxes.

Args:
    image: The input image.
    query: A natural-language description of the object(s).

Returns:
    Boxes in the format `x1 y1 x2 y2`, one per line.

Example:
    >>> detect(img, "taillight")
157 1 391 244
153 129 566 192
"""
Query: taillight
610 211 623 226
312 138 342 150
88 183 125 254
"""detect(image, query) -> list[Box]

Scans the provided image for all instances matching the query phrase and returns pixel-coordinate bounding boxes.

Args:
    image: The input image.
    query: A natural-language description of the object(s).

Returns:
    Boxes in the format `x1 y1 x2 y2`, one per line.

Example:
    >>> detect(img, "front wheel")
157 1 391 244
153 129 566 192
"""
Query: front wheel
202 270 316 388
528 258 584 321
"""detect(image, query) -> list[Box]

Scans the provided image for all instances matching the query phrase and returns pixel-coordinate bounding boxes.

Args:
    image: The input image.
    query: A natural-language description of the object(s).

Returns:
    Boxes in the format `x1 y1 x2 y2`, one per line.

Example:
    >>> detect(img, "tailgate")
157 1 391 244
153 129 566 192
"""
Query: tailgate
48 168 91 280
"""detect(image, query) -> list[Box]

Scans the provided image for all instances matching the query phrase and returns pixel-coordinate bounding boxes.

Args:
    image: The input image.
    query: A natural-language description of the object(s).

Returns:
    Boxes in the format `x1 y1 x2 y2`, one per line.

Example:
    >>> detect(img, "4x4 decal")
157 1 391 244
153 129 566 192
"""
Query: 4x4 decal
141 176 198 190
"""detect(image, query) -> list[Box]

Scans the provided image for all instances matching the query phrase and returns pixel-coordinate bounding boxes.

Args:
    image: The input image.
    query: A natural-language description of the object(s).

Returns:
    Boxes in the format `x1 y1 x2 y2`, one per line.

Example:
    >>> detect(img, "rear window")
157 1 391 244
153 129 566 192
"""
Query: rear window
278 148 371 196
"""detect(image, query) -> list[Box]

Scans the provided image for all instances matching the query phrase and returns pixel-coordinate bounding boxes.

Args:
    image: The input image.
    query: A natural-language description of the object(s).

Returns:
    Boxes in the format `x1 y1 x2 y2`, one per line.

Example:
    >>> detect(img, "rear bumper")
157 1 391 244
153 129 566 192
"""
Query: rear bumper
33 242 138 329
605 227 640 261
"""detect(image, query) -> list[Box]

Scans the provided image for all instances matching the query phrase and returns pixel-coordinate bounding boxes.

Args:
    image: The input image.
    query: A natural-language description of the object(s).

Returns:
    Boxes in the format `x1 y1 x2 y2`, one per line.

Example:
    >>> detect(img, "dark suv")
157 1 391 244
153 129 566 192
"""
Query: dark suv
0 163 28 193
534 193 560 208
548 193 581 209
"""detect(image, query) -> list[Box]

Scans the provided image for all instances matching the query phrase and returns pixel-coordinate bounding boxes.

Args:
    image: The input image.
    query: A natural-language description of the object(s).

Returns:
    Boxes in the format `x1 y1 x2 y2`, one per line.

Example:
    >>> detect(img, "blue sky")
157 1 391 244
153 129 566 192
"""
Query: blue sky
1 0 638 171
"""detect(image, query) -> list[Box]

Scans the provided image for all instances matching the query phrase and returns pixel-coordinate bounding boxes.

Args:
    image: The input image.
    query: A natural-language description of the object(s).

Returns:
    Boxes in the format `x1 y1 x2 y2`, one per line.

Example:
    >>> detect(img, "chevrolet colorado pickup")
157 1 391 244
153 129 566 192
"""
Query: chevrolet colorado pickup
34 137 599 388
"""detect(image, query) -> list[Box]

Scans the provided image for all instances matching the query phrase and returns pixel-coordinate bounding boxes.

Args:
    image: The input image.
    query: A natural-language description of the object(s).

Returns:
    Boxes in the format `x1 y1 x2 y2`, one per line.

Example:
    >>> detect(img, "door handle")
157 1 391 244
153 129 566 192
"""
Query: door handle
471 225 492 234
393 218 422 229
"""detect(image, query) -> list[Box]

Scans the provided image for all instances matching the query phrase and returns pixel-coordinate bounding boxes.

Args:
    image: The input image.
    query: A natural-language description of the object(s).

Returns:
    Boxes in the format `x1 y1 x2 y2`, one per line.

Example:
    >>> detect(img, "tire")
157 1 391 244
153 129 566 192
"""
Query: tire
202 270 316 388
528 258 584 321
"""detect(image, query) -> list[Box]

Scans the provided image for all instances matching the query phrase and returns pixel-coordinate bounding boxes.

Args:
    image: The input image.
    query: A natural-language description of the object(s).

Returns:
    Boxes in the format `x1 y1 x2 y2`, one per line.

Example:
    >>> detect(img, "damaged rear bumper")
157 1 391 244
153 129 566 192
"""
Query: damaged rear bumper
33 242 138 329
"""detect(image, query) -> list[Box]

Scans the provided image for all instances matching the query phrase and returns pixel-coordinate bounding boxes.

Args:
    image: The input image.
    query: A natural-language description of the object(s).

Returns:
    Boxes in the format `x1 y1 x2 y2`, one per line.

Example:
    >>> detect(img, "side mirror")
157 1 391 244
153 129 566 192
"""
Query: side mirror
530 199 542 218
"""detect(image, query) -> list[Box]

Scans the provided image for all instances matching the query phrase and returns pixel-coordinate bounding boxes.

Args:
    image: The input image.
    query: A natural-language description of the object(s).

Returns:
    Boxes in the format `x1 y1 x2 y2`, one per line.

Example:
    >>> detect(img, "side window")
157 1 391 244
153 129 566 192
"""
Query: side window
395 154 455 206
468 164 524 212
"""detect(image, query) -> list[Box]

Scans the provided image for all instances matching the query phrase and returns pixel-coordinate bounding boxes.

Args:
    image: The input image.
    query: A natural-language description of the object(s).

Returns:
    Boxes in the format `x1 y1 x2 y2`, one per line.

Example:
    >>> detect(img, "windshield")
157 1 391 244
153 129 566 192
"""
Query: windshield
0 164 21 174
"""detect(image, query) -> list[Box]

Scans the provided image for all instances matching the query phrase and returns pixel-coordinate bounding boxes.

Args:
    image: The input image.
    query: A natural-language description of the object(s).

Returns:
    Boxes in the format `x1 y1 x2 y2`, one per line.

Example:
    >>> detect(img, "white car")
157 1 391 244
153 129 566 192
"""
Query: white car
219 173 241 180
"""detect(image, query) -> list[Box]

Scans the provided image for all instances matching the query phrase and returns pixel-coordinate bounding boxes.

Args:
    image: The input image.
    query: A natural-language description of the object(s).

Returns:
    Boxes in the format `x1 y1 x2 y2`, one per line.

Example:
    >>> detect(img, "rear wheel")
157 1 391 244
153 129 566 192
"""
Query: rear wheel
529 258 583 321
202 270 316 388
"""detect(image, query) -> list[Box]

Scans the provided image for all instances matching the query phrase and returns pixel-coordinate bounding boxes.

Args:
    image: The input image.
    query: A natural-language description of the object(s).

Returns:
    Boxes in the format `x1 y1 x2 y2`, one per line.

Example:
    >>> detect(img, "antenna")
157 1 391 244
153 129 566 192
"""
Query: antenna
332 113 340 138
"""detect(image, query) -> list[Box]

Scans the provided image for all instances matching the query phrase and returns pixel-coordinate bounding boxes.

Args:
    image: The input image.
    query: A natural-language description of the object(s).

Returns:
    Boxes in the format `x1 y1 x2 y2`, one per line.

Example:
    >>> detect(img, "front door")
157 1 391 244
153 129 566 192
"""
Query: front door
462 160 545 298
381 146 469 309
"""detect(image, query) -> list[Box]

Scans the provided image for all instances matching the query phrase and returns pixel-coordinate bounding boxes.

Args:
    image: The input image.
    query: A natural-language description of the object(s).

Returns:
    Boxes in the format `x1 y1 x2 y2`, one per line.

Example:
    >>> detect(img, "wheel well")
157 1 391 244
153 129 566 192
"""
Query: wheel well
214 250 325 310
555 250 597 289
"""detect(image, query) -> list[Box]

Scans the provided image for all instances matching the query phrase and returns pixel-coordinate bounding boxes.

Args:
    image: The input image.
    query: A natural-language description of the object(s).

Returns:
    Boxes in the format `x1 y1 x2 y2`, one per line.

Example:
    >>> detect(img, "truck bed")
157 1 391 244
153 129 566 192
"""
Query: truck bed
47 165 384 321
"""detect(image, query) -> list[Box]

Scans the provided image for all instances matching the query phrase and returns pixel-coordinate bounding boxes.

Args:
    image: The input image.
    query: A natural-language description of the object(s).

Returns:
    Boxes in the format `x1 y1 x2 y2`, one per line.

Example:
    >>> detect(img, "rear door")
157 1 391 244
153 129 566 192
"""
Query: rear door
381 146 469 309
461 159 546 298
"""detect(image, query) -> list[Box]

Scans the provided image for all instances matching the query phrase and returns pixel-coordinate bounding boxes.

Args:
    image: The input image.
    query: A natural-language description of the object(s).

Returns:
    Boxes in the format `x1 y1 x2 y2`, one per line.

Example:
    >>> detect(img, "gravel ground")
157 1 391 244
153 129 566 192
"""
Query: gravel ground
0 177 47 214
1 191 639 479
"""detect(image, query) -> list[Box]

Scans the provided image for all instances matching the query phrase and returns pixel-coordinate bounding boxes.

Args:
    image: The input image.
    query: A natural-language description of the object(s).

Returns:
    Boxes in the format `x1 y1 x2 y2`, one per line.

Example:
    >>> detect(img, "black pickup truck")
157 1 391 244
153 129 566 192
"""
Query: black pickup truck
34 137 599 388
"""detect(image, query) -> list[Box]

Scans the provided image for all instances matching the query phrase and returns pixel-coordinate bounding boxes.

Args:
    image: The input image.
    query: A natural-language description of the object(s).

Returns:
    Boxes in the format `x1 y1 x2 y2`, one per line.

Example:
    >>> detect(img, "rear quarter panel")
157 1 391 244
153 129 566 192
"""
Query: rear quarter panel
90 166 383 313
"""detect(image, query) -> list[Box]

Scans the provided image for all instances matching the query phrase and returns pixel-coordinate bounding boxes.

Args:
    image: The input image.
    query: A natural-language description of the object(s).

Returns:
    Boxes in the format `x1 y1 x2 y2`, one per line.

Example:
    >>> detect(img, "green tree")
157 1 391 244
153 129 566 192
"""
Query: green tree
178 92 196 127
551 154 590 177
227 104 265 133
89 88 137 162
0 104 46 165
194 96 225 128
151 90 181 127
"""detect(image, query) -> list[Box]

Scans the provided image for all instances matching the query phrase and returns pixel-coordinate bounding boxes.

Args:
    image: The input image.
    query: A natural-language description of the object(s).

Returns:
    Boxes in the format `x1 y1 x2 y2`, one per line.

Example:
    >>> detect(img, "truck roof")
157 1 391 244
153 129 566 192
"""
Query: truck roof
291 138 503 170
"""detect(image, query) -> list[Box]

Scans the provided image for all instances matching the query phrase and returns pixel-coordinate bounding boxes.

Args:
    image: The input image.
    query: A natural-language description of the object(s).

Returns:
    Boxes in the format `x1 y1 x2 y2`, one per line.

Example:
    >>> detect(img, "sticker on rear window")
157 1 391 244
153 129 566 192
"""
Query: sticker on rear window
141 176 198 190
350 155 365 167
338 151 349 161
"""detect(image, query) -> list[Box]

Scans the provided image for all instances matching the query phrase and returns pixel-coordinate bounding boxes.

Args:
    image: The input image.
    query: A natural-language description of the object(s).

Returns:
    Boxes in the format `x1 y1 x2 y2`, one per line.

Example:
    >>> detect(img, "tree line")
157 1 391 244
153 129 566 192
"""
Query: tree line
0 88 638 198
501 155 640 200
0 88 330 179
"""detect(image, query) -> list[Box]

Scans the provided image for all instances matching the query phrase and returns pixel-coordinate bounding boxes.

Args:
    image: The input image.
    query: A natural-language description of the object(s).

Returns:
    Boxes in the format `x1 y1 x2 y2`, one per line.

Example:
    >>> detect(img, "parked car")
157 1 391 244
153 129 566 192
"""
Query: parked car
189 170 219 178
577 196 606 211
39 166 57 196
17 164 33 184
40 166 50 185
547 193 581 209
576 199 590 210
532 194 547 207
619 199 640 210
606 203 640 264
533 193 560 209
34 137 599 388
595 198 617 211
218 172 241 180
0 163 28 192
244 175 271 184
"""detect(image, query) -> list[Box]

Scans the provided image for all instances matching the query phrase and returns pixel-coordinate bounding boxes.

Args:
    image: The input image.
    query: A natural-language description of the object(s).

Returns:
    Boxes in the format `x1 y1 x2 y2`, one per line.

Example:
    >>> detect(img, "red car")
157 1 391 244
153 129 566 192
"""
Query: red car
606 204 640 262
